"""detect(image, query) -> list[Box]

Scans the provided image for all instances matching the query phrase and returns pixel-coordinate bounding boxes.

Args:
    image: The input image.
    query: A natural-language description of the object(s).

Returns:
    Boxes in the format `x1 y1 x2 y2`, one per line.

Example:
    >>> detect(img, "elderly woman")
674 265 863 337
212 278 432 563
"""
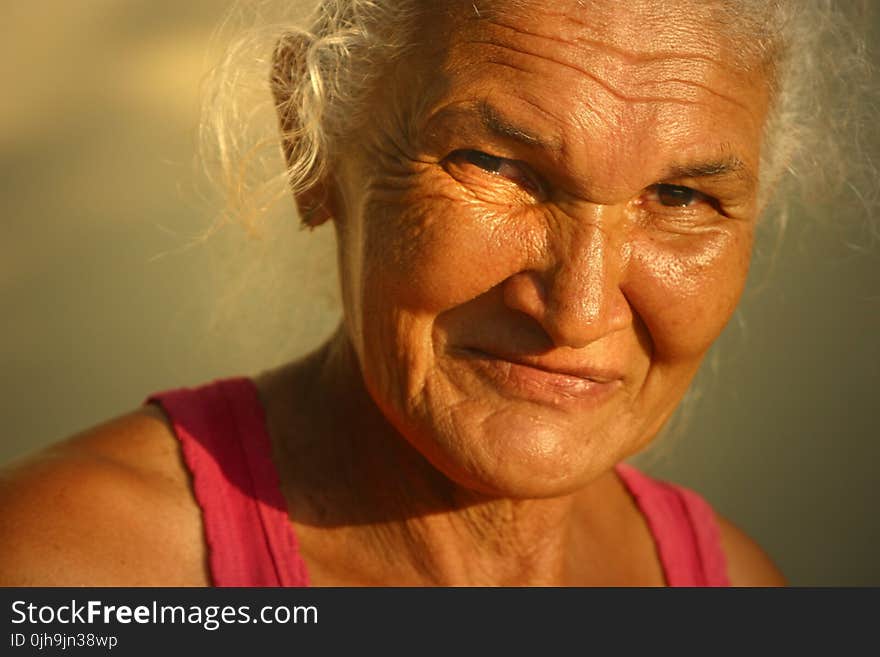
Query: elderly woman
1 0 869 586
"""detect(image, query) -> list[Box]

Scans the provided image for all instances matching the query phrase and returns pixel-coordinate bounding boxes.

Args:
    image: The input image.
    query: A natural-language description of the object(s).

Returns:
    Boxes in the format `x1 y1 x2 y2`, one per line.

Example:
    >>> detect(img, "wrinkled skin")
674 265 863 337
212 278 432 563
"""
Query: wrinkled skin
257 0 774 584
0 0 781 588
327 0 768 499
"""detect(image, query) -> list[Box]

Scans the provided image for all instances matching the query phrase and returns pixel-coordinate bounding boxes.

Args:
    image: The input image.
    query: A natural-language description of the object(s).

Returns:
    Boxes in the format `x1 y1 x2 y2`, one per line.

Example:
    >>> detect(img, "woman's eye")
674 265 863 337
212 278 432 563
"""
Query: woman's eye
463 150 505 173
638 183 724 228
651 183 704 207
446 149 542 197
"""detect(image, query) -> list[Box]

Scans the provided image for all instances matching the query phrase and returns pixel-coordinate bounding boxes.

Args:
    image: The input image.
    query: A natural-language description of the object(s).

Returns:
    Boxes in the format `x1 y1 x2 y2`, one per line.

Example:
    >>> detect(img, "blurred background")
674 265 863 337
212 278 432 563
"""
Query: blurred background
1 1 877 585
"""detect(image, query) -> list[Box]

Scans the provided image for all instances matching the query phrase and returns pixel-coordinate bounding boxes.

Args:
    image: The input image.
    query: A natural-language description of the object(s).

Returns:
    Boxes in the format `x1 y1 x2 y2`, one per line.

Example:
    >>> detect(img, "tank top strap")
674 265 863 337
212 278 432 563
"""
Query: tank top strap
147 378 309 587
615 463 730 587
147 378 726 587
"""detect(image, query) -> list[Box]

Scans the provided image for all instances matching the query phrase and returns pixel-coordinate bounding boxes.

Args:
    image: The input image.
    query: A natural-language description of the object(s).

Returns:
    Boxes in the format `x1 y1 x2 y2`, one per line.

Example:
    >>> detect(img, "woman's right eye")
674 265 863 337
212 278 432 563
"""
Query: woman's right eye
460 150 505 173
445 149 543 197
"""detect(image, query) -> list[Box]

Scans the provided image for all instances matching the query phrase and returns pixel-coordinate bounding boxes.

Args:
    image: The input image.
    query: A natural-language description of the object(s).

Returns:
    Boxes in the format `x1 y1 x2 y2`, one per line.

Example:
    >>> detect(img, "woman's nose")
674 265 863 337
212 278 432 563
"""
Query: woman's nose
502 221 632 349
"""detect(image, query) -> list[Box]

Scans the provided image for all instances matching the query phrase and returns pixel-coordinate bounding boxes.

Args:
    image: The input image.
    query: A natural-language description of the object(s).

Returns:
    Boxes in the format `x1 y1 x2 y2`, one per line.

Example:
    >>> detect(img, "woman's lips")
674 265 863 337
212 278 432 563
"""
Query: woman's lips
453 348 624 407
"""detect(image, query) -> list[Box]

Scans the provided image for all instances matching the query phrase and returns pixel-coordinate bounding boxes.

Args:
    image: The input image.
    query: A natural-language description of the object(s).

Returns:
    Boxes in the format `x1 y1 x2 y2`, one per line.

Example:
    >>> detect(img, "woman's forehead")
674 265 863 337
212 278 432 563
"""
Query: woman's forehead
426 0 741 56
411 0 768 118
398 0 769 197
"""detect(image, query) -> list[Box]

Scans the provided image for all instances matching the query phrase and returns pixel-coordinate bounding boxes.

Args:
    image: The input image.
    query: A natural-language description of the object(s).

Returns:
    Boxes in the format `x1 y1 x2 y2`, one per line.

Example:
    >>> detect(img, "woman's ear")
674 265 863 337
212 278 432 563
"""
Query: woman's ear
294 179 335 229
271 32 335 228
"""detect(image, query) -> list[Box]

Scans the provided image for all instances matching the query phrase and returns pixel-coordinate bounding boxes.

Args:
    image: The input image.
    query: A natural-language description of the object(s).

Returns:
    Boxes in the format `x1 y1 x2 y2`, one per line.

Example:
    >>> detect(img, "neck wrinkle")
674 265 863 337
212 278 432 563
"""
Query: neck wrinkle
269 327 614 586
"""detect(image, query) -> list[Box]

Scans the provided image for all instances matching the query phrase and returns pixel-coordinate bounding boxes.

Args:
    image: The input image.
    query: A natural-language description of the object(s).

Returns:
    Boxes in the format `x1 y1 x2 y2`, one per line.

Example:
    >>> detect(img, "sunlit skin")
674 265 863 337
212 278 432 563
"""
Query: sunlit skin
252 0 771 585
0 0 784 587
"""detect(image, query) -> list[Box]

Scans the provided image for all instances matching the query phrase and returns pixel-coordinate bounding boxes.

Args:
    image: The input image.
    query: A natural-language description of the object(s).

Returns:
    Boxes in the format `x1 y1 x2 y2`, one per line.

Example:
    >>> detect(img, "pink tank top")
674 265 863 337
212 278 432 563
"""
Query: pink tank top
147 377 729 587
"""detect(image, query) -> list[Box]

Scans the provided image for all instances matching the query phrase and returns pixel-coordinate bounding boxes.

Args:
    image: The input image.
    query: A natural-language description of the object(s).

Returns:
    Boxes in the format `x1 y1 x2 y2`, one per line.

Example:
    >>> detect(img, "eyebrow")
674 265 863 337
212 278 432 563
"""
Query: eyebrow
477 101 562 151
663 156 751 182
450 102 756 189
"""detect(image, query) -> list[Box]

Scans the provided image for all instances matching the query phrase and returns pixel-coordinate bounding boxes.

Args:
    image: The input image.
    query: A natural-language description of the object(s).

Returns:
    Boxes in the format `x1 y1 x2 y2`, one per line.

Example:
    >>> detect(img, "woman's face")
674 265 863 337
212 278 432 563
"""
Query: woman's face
329 0 770 498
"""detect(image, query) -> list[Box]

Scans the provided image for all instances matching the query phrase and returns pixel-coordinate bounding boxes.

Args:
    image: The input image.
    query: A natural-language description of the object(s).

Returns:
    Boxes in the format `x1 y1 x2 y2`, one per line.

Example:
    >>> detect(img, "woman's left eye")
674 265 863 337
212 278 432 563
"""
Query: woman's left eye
648 183 708 208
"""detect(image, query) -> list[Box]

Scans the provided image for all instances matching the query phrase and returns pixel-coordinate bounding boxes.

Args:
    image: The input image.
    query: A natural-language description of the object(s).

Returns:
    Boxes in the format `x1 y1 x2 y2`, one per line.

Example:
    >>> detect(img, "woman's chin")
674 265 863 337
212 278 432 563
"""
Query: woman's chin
409 410 622 501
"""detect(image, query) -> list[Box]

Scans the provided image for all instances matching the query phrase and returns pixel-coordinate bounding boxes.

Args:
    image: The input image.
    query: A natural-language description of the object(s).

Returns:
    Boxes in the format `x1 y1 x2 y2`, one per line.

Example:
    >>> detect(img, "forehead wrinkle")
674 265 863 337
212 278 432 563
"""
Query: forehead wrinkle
464 37 748 112
478 0 743 62
485 15 734 71
642 76 746 109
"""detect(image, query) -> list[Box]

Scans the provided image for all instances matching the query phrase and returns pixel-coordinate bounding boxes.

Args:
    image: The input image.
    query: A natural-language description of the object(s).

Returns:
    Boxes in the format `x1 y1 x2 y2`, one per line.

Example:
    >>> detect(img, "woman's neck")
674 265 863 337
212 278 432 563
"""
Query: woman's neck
257 329 633 586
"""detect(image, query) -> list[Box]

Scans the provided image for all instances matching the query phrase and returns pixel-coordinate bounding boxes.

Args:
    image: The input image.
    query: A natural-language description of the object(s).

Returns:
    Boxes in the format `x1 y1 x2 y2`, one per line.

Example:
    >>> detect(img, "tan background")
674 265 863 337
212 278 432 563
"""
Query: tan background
1 2 877 585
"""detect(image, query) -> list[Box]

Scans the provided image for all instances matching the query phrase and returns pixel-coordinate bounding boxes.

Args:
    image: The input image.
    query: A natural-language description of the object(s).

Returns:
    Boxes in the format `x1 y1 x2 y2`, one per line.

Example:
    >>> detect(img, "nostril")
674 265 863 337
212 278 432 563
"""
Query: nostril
502 271 547 321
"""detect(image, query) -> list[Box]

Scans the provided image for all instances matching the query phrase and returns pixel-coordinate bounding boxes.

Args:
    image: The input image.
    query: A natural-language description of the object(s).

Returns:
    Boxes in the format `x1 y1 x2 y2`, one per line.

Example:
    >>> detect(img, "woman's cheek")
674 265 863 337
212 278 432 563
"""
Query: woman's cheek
362 187 537 312
625 226 753 359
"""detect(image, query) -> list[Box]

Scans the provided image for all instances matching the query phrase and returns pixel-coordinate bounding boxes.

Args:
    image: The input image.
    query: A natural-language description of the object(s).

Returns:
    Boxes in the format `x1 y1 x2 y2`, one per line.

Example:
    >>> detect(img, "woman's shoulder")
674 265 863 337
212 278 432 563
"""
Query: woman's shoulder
715 514 787 587
0 406 209 586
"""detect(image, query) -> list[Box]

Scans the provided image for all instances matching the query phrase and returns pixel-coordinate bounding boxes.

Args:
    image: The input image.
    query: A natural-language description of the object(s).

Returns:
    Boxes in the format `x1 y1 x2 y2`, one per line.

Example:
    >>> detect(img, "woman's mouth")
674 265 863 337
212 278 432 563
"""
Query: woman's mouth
451 347 624 407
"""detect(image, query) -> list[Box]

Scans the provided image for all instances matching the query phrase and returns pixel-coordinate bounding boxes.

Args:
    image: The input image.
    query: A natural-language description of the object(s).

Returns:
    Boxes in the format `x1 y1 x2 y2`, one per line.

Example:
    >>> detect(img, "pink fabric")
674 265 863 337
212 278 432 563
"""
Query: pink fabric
615 463 730 586
148 378 308 586
148 377 729 587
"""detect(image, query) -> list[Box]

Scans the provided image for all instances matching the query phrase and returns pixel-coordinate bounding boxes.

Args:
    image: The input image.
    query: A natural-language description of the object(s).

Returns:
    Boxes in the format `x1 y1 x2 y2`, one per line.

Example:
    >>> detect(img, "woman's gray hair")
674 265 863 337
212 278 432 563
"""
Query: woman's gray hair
201 0 415 230
200 0 877 236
